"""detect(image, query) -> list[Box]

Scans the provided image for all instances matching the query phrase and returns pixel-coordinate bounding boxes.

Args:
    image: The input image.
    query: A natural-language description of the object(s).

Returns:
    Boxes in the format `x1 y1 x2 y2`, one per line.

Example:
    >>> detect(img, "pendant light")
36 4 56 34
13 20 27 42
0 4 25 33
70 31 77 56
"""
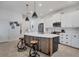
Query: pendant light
25 4 29 21
32 1 38 18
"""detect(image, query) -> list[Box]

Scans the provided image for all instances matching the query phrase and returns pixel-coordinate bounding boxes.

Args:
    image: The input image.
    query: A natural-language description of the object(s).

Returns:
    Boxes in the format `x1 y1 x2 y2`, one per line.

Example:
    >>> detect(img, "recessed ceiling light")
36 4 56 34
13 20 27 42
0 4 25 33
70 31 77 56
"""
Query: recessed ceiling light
49 9 53 11
38 3 42 7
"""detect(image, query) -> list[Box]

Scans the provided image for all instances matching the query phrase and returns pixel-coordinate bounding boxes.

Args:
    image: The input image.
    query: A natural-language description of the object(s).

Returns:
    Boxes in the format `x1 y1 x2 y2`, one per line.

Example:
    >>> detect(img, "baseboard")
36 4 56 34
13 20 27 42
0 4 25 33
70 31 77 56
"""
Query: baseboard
60 43 79 49
0 38 19 43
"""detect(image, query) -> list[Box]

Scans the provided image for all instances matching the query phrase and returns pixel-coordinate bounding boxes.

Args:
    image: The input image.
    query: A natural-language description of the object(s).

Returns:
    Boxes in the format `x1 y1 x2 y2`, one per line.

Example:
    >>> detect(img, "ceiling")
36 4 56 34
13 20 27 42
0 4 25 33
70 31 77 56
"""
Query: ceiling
0 1 79 19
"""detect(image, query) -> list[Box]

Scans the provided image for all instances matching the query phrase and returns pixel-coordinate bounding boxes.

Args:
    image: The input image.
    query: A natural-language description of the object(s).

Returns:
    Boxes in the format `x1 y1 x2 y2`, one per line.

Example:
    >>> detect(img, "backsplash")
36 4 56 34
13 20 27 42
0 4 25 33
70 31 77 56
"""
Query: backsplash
45 27 79 34
45 27 61 34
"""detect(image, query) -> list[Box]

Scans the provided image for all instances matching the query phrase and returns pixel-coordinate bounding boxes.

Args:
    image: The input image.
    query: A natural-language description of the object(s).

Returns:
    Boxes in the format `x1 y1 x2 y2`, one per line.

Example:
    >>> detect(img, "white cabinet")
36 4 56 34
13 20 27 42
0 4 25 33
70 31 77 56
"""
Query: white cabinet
71 34 79 48
60 33 79 48
60 33 65 44
61 13 73 27
61 11 79 27
64 33 72 46
60 33 72 45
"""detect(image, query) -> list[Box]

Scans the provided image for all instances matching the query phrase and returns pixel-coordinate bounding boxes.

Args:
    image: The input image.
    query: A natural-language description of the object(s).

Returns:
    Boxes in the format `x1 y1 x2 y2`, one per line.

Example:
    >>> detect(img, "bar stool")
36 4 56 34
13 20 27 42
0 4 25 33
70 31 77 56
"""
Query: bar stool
17 37 27 52
29 40 40 57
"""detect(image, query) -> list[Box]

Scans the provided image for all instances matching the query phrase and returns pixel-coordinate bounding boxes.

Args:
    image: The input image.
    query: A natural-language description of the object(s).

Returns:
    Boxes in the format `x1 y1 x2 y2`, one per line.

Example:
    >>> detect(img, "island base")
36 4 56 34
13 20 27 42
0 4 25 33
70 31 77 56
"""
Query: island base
24 35 59 56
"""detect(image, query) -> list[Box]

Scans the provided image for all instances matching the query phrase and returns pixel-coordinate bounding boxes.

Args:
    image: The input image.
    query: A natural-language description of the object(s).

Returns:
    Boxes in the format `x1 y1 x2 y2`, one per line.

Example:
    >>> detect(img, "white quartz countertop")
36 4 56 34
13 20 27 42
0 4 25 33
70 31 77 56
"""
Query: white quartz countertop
24 32 59 38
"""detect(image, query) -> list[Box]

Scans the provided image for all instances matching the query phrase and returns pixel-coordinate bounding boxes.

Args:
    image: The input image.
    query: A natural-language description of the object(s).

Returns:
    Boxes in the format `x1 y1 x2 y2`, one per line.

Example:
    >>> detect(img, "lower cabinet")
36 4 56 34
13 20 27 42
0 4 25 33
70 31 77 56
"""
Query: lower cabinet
53 37 59 53
60 33 79 48
38 38 50 54
24 35 59 55
71 35 79 48
39 37 59 55
24 36 50 54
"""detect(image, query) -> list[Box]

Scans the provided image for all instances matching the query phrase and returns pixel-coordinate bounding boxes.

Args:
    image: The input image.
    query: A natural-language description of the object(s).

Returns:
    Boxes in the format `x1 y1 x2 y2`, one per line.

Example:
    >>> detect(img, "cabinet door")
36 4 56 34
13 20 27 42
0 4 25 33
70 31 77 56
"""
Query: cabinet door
61 13 73 27
60 33 72 46
61 11 79 27
60 33 67 44
39 38 50 54
60 33 64 44
64 33 72 45
68 11 79 27
53 37 59 53
71 34 79 48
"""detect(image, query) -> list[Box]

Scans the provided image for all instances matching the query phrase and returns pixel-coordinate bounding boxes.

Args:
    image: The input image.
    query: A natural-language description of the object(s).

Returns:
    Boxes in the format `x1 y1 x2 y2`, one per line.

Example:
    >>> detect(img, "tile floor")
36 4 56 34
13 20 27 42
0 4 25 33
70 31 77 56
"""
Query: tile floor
0 40 79 57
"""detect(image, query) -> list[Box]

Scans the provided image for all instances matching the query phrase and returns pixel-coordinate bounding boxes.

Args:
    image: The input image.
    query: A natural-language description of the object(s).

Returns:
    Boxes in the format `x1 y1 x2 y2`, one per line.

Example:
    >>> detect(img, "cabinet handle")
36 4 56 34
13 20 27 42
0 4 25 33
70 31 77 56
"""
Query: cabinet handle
74 35 76 37
66 35 68 36
61 41 63 42
66 38 68 39
66 42 68 43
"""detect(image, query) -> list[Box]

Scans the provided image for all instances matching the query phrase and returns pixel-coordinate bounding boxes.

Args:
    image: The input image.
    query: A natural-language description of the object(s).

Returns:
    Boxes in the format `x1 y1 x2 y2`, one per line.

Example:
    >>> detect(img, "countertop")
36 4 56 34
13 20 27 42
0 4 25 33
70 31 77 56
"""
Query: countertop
24 32 59 38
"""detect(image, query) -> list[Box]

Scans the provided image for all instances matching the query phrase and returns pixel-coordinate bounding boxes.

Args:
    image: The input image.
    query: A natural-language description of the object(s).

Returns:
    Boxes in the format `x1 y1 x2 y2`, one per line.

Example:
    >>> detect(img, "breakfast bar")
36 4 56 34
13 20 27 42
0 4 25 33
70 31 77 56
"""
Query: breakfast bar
24 32 59 56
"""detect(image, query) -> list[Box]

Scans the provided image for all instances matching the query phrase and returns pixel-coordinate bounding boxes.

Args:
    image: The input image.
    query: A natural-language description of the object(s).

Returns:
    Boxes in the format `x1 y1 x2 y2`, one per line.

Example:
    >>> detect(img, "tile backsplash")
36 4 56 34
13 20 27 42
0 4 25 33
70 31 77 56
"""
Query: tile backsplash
45 27 61 33
45 27 79 34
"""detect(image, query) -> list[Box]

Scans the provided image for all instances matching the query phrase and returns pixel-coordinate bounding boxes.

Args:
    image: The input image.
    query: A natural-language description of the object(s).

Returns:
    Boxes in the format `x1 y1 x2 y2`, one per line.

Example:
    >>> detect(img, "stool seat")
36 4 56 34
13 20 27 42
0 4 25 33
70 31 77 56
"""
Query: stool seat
29 40 40 57
31 40 38 44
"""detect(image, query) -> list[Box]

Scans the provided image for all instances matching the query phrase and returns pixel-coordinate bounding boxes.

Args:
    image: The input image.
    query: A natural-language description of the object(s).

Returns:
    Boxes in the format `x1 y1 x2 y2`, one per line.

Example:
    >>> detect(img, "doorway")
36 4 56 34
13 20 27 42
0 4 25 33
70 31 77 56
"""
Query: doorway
38 23 44 33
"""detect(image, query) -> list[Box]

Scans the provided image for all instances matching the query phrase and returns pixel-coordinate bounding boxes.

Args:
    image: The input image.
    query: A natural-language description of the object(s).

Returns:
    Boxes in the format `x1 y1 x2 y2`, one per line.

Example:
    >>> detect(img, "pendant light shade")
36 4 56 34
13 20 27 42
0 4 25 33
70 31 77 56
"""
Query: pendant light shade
25 17 29 21
32 11 38 18
32 1 38 18
25 4 29 21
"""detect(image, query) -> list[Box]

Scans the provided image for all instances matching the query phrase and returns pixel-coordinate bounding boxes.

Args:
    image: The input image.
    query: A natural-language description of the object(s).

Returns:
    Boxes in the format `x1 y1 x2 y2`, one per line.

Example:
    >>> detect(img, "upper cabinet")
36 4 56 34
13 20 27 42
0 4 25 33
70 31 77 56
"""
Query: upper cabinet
61 11 79 27
52 13 61 23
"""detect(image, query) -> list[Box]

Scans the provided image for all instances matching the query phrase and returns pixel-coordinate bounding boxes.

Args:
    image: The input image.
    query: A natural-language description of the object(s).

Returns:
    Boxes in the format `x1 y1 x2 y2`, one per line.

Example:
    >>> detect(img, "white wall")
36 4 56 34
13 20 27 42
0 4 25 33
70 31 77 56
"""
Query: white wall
0 9 10 42
0 9 22 42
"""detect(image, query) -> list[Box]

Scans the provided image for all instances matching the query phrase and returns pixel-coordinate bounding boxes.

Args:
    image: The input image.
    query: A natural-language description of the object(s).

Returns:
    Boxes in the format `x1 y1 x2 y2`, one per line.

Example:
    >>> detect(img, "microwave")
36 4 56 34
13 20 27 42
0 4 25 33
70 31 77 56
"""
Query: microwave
53 22 61 27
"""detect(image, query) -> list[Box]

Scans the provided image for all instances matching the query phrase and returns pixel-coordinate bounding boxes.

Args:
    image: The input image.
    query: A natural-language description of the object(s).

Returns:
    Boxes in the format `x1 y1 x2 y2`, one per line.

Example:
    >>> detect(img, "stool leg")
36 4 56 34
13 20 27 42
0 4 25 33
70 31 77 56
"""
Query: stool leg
29 44 40 57
29 45 33 57
36 52 40 57
29 49 31 56
17 39 27 52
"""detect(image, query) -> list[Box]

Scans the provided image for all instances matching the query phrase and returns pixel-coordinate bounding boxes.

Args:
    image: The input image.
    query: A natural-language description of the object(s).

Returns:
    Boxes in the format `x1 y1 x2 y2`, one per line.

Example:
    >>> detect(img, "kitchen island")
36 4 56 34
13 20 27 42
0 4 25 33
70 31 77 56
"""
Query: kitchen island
24 32 59 56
